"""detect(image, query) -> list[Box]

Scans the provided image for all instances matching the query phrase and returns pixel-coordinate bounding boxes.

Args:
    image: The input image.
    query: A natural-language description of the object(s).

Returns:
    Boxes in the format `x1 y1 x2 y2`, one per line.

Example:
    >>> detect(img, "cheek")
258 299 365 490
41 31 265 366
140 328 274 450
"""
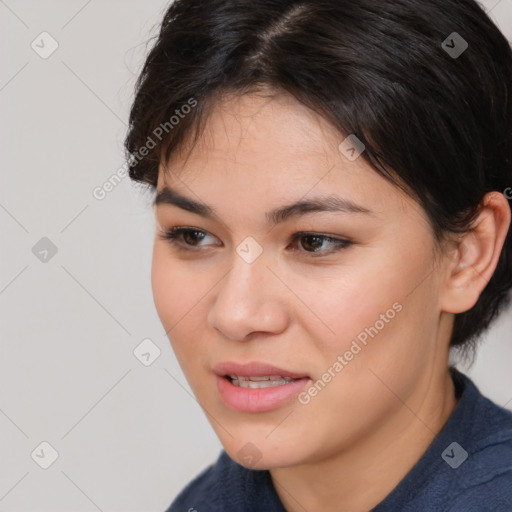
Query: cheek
151 243 217 378
151 244 200 344
288 254 440 447
151 241 210 319
306 267 404 350
151 245 179 327
309 243 438 366
311 250 442 413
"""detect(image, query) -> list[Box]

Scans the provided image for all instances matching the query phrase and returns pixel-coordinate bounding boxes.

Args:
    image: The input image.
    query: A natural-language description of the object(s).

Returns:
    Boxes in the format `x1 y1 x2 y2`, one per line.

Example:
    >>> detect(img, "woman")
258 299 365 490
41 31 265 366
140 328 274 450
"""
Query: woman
125 0 512 510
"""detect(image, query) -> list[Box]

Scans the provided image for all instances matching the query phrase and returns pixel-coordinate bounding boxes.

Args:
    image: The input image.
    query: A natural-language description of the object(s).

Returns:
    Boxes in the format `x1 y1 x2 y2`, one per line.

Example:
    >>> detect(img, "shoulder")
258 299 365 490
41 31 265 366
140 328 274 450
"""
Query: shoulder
374 369 512 512
458 372 512 478
164 451 233 512
444 382 512 511
433 371 512 511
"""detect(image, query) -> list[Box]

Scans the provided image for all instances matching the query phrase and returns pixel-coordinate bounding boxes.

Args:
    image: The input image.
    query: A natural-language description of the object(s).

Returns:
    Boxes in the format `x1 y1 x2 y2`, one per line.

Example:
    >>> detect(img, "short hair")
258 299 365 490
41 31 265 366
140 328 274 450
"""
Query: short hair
124 0 512 354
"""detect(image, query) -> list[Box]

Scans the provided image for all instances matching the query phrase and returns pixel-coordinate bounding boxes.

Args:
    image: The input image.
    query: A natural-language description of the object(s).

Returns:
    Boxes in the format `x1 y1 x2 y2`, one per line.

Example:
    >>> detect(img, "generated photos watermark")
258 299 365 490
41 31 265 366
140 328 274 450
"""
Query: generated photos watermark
92 97 197 201
298 301 403 405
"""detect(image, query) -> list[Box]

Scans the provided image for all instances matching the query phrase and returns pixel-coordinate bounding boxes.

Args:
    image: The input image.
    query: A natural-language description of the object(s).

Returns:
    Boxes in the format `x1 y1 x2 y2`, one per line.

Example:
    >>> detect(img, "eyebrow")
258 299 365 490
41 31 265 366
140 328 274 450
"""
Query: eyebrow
154 185 373 226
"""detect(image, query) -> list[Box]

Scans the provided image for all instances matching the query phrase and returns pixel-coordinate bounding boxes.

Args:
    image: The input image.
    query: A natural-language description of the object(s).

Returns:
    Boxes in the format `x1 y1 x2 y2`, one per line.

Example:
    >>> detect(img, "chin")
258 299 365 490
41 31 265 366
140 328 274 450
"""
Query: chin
220 433 310 470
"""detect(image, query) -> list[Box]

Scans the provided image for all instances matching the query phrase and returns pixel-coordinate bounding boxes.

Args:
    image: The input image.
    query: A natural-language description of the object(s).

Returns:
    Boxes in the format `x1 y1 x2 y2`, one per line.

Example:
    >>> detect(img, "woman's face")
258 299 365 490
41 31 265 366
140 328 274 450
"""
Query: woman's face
152 91 452 469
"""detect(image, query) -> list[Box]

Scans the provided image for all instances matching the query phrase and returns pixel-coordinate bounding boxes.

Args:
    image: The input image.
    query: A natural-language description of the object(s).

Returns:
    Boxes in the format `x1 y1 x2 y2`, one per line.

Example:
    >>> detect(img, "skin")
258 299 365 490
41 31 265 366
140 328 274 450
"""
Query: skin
151 90 511 511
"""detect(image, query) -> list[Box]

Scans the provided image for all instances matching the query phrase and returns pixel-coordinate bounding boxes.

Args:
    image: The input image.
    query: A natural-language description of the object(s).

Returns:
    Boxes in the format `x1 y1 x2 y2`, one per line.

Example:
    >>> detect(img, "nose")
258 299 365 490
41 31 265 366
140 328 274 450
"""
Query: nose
207 249 289 342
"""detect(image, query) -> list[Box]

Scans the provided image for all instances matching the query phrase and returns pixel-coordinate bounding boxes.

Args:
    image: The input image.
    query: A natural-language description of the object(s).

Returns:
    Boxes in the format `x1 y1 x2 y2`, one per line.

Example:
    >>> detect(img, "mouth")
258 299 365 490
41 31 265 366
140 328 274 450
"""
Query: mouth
225 375 298 388
213 361 309 380
213 361 311 412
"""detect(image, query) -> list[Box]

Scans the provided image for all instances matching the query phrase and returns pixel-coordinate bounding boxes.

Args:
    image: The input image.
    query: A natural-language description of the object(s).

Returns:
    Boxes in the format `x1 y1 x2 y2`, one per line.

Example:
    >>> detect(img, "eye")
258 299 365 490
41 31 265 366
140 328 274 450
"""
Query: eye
158 227 352 256
158 226 219 251
288 232 353 256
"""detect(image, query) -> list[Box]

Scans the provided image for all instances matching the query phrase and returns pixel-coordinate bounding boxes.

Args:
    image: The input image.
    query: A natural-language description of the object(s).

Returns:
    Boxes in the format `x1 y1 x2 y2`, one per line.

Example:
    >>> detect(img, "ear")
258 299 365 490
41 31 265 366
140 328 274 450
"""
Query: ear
440 191 511 314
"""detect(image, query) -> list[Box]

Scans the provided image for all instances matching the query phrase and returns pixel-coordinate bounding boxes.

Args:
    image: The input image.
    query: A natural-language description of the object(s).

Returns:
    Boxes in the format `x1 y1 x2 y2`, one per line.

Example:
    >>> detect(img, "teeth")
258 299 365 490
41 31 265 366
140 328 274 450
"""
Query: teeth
229 375 296 388
228 375 294 382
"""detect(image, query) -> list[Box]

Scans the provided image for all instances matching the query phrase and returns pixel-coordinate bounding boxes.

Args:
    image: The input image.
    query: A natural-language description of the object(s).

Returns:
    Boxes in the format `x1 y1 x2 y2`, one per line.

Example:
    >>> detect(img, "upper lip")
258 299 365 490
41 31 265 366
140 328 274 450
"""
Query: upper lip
213 361 309 379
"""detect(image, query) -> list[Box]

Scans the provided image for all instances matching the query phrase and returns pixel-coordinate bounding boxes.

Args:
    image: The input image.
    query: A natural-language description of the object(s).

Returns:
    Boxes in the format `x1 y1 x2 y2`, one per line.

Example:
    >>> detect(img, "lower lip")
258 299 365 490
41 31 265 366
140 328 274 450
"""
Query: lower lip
216 375 311 412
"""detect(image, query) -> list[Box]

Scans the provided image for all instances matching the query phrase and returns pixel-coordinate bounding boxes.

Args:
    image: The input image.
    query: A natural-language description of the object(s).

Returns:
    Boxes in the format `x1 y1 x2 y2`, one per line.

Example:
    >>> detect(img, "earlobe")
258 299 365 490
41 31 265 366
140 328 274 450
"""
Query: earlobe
440 191 511 314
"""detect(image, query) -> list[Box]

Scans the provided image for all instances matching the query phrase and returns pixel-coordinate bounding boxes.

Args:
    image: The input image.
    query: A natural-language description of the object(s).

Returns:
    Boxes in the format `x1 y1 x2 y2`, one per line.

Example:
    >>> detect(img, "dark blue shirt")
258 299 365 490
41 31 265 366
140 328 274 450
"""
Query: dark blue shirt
166 368 512 511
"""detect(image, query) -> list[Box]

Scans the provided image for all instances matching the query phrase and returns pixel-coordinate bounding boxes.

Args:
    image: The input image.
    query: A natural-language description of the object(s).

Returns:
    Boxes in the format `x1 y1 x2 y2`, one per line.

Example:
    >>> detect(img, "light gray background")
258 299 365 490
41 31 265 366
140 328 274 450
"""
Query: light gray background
1 1 511 511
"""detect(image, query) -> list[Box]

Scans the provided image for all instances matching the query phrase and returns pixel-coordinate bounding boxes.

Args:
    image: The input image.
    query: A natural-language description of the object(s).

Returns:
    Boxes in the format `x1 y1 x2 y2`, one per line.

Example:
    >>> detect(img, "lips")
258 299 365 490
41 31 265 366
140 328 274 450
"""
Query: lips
213 361 309 380
213 361 311 412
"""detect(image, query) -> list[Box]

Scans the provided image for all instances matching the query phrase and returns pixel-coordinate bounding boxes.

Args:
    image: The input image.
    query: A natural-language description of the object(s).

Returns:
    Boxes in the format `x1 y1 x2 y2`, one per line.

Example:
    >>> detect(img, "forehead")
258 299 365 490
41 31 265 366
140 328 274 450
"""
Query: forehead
159 91 340 178
156 91 415 221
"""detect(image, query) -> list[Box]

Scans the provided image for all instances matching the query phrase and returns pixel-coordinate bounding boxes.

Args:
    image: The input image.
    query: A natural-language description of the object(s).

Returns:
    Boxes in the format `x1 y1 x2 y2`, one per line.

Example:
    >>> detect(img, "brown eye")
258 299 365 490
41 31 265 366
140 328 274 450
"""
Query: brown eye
159 227 352 257
290 232 353 256
159 227 218 251
180 230 206 246
299 235 326 252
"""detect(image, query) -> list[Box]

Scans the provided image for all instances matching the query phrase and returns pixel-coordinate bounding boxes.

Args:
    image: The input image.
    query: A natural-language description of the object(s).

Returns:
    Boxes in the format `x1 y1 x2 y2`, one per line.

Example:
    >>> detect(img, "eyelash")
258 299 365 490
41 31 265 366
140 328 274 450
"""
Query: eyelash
158 226 353 257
